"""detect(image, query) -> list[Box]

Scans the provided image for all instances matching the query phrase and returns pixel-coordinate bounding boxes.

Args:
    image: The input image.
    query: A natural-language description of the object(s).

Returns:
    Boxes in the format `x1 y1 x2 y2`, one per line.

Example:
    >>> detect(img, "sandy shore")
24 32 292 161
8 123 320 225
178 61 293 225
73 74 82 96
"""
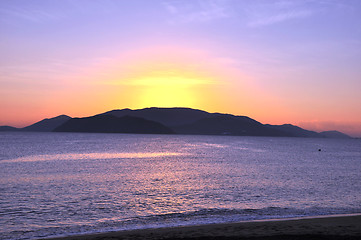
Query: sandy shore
44 214 361 240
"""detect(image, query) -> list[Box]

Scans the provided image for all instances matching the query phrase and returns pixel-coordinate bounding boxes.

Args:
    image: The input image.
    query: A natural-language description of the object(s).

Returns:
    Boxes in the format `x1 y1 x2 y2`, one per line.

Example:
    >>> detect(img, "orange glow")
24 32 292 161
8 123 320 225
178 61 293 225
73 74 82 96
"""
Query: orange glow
0 46 286 127
2 43 360 137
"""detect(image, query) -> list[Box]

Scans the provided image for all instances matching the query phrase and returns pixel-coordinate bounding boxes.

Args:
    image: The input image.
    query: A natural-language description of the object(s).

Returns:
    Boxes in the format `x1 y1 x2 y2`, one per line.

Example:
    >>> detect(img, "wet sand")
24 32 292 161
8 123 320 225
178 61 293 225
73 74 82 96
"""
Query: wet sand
44 214 361 240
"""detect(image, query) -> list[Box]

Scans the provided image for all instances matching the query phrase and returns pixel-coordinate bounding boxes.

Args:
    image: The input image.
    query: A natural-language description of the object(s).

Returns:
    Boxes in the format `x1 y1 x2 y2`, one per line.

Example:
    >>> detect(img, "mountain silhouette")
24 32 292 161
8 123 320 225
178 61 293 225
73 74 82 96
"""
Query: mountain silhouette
173 114 289 136
54 115 173 134
0 126 20 132
0 107 352 138
100 108 288 136
265 124 321 138
55 110 284 136
103 107 210 126
319 130 352 139
23 115 71 132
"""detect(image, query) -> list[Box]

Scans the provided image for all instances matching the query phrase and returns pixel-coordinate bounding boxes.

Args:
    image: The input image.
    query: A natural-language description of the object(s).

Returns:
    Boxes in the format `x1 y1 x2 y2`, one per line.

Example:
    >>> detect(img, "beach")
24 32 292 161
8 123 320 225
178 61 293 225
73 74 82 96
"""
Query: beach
45 214 361 240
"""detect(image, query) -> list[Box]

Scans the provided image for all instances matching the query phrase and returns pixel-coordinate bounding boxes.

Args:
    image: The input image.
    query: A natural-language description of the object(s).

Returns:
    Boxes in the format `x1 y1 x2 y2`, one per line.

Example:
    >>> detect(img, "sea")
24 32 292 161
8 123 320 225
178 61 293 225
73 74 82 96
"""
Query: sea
0 132 360 240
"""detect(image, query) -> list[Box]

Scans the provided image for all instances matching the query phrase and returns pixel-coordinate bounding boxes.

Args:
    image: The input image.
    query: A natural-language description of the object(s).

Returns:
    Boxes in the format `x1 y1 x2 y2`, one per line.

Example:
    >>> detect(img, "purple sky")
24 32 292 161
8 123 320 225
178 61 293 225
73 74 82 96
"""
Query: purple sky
1 0 361 136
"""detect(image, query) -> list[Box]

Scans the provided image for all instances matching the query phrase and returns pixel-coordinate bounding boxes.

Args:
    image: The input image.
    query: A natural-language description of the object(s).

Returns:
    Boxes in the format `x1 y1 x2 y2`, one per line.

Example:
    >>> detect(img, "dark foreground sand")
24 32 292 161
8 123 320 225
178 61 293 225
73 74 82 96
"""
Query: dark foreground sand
45 215 361 240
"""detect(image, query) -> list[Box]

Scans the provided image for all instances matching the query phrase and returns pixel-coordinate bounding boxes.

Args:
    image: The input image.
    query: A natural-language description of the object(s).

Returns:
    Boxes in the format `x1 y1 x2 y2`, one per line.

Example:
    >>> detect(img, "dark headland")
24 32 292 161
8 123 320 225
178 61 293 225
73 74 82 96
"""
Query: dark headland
0 107 352 138
54 115 173 134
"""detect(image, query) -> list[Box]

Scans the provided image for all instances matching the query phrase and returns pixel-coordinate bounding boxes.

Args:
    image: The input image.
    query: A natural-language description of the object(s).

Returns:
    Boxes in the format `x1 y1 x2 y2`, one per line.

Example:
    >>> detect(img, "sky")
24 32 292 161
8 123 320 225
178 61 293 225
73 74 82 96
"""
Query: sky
1 0 361 136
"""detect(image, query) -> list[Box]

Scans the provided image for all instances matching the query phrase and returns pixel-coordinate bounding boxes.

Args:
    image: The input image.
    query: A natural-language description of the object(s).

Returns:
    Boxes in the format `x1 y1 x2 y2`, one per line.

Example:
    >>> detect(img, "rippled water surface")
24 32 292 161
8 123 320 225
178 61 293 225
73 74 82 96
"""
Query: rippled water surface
1 132 360 239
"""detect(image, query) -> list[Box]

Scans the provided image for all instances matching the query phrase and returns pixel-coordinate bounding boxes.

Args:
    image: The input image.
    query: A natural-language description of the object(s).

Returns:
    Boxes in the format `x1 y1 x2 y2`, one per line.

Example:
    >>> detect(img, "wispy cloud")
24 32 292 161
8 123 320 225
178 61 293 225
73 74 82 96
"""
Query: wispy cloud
248 9 313 27
0 57 114 86
245 0 316 27
0 0 118 24
162 0 231 24
0 4 69 24
163 1 179 14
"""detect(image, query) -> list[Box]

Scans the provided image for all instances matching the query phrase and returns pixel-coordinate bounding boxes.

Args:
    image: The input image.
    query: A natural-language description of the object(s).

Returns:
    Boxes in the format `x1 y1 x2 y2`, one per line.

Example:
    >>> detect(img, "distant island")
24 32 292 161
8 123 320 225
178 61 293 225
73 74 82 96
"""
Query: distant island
0 107 352 138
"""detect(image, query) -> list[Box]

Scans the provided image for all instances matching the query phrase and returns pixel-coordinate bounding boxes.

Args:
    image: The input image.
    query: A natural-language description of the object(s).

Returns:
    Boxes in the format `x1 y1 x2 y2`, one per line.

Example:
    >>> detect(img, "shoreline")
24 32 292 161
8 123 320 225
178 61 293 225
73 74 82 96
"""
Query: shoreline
44 214 361 240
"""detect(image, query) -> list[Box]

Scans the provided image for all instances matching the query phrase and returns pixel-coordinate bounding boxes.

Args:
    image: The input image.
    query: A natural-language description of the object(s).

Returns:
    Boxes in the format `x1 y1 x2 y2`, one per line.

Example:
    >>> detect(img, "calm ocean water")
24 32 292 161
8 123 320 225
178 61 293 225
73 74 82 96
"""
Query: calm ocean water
0 132 360 240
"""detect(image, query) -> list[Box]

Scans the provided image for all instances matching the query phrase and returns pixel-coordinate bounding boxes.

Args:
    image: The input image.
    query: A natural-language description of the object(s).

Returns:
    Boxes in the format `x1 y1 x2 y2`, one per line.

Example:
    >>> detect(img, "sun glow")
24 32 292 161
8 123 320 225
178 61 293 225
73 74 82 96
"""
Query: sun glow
87 46 244 114
123 65 216 108
138 83 196 107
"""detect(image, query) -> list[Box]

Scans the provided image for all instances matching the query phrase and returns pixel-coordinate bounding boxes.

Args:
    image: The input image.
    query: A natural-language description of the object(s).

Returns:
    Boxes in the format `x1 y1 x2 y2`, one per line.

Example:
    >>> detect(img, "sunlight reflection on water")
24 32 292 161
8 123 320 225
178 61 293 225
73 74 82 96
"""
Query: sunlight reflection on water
2 152 184 163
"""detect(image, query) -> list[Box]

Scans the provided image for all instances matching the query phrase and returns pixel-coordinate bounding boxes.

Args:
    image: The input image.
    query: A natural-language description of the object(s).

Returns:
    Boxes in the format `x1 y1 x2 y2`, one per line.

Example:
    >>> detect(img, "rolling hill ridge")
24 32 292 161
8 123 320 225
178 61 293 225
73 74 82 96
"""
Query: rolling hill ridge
0 107 352 138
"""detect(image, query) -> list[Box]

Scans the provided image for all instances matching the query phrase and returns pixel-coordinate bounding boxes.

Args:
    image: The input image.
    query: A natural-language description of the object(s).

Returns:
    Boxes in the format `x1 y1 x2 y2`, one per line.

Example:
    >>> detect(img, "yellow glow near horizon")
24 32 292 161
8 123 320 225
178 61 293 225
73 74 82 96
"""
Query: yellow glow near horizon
122 65 217 108
138 84 196 107
87 46 239 112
